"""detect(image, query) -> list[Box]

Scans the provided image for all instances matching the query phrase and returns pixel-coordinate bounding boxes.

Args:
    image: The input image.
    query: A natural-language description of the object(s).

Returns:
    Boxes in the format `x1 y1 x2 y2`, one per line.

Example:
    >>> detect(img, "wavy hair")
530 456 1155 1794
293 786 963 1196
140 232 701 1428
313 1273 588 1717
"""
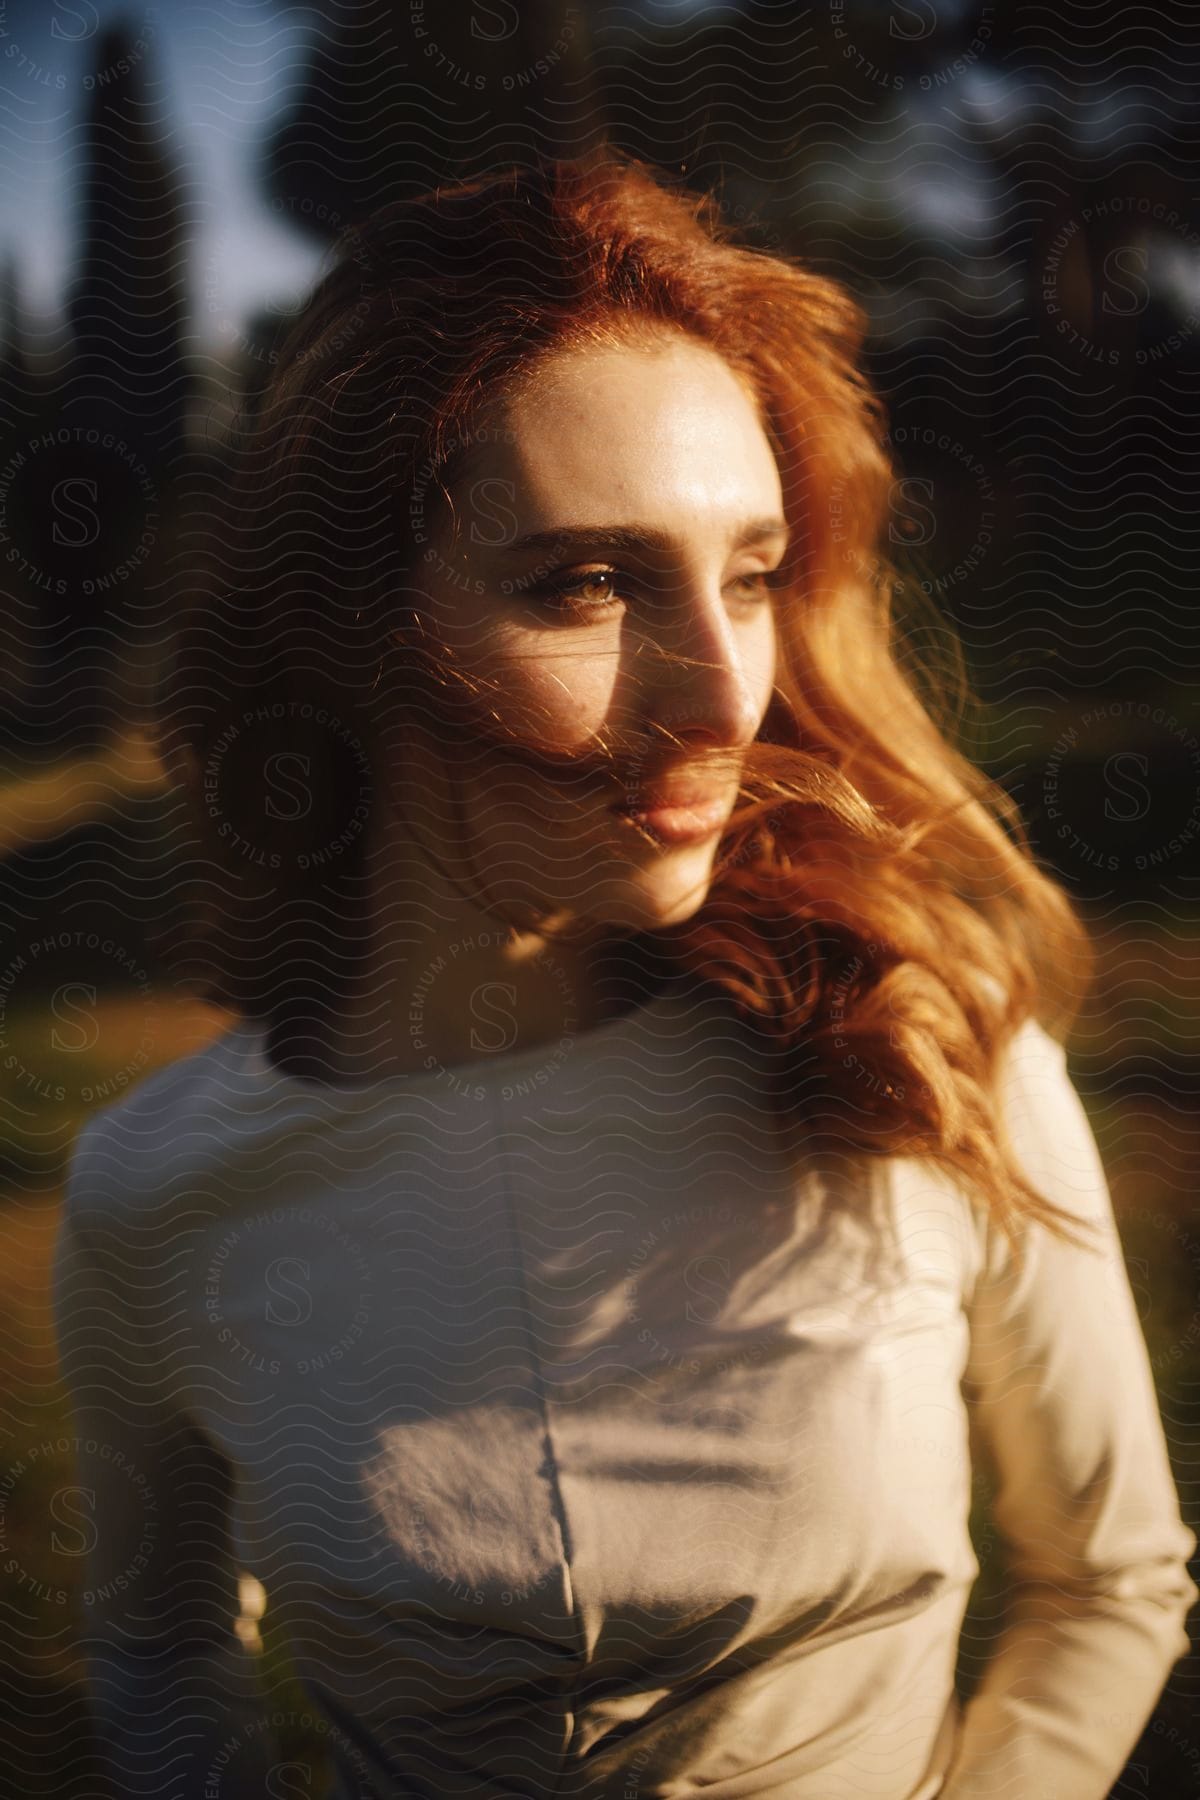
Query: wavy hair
157 147 1099 1268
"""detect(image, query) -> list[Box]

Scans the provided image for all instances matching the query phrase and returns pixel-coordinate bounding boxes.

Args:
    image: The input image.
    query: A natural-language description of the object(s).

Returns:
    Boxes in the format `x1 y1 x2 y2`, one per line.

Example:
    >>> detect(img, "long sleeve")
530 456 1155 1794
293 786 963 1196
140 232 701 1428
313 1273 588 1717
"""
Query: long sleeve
52 1113 283 1800
940 1019 1198 1800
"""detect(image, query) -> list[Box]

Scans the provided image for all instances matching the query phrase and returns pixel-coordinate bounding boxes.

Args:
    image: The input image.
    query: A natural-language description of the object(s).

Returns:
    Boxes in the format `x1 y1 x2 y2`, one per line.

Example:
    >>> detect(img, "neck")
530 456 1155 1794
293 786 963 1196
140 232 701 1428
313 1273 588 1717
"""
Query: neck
265 782 671 1086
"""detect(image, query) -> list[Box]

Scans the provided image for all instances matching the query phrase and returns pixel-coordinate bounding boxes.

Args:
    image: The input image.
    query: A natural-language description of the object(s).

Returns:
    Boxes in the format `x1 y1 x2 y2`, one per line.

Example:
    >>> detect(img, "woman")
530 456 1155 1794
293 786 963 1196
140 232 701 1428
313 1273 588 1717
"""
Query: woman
54 151 1196 1799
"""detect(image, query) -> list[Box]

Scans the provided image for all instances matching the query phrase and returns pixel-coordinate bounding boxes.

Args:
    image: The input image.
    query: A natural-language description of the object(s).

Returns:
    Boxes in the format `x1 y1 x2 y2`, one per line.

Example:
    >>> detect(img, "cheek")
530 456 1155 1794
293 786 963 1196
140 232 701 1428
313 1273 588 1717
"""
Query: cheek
407 593 618 749
759 621 779 702
477 644 619 749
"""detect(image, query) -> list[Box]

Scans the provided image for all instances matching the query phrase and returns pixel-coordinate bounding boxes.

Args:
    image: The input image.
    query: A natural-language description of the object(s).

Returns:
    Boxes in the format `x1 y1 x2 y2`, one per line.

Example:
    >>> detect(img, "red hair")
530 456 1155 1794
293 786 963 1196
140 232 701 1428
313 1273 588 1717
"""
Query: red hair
158 148 1099 1265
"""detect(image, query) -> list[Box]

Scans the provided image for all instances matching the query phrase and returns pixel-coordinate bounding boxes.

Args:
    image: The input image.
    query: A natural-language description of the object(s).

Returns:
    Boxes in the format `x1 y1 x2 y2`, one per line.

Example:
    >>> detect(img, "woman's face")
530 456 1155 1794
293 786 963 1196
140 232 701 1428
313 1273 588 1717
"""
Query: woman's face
383 332 787 935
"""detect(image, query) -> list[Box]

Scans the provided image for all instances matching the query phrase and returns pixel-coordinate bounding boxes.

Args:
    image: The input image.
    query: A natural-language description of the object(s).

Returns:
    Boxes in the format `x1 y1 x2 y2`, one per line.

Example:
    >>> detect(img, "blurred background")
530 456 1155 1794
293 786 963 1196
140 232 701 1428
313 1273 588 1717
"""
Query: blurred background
0 0 1197 1793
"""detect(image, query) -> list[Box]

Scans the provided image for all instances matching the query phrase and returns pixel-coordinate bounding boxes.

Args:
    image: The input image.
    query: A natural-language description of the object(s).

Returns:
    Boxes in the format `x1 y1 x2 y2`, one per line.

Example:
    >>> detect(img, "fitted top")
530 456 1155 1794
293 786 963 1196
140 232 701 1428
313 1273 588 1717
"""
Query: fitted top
53 971 1196 1799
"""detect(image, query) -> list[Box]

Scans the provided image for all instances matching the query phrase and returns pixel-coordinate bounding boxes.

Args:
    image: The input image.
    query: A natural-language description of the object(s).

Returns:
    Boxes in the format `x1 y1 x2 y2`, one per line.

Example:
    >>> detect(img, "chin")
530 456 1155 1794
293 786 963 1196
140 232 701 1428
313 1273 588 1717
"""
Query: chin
586 857 719 930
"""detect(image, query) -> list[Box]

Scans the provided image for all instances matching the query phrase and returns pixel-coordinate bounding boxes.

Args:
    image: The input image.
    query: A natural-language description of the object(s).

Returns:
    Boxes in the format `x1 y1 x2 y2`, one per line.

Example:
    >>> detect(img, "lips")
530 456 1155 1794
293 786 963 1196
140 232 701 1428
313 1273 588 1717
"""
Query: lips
609 764 731 813
618 784 723 812
608 772 735 848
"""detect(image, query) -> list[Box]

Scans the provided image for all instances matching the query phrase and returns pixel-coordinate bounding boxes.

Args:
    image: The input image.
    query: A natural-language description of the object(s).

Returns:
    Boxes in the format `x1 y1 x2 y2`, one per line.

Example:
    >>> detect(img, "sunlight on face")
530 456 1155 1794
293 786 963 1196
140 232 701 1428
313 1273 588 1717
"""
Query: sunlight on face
392 332 787 933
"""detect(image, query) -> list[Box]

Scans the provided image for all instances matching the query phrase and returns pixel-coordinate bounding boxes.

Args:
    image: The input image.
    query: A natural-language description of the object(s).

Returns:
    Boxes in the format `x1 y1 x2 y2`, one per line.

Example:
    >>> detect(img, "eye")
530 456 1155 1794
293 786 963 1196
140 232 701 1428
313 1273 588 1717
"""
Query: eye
525 566 629 621
728 568 786 603
523 562 787 623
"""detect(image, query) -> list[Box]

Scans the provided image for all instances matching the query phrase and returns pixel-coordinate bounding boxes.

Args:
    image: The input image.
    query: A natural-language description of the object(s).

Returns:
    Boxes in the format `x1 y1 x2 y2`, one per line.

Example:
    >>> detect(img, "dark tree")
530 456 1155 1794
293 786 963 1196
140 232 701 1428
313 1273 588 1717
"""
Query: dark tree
62 22 193 462
261 0 597 246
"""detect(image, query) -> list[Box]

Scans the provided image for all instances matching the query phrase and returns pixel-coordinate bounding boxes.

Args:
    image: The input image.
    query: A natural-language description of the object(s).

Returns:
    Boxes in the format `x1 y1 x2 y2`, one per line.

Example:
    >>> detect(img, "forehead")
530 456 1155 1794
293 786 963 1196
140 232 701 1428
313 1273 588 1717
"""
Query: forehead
458 335 782 532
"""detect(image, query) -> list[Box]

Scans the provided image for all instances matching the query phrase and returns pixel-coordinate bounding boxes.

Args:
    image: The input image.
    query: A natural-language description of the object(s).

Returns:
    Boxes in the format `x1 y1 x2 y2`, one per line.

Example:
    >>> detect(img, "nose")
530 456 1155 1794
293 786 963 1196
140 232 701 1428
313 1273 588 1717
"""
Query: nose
634 577 767 750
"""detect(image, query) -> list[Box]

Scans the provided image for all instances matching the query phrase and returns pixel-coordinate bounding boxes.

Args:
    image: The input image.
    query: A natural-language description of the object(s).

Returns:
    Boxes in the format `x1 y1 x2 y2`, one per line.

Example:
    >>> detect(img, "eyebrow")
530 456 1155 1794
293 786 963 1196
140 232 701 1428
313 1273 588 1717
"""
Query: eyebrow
495 517 791 557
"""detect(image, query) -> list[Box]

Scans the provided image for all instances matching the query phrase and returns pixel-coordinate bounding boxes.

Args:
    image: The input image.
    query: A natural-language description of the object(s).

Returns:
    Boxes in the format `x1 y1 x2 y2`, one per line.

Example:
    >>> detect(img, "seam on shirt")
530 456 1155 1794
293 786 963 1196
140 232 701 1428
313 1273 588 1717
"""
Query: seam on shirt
491 1085 587 1794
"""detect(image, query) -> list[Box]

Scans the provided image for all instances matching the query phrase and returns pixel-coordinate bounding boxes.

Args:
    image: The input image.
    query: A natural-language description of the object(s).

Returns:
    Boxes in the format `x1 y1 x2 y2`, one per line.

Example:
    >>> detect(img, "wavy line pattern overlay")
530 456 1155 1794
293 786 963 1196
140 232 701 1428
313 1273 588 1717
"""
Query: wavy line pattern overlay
0 4 1197 1799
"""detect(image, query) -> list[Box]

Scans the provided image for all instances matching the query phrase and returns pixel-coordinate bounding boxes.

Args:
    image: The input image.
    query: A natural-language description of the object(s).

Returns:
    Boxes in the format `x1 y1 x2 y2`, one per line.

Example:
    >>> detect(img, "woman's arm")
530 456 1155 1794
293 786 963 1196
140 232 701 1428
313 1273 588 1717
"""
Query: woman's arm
52 1112 282 1800
941 1018 1198 1800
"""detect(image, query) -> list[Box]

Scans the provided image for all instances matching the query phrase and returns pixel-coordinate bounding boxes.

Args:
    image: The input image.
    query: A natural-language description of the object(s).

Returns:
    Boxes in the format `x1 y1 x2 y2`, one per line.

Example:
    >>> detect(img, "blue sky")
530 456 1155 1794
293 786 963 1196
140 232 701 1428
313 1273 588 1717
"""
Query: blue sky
0 0 753 357
0 0 327 351
2 0 1196 359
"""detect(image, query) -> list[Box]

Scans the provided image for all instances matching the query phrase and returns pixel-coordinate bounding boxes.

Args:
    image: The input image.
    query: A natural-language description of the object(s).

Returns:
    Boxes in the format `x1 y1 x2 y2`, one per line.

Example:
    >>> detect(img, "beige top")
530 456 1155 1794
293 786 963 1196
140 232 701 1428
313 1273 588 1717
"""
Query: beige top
53 971 1197 1799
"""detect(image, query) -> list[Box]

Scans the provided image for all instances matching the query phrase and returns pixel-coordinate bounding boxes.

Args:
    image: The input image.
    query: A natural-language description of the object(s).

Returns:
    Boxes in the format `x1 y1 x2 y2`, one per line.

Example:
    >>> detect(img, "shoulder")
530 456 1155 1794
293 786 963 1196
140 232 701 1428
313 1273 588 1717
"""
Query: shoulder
883 1009 1087 1307
964 1006 1121 1312
62 1017 264 1230
990 1012 1092 1201
995 1009 1069 1083
973 970 1069 1086
968 971 1077 1201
